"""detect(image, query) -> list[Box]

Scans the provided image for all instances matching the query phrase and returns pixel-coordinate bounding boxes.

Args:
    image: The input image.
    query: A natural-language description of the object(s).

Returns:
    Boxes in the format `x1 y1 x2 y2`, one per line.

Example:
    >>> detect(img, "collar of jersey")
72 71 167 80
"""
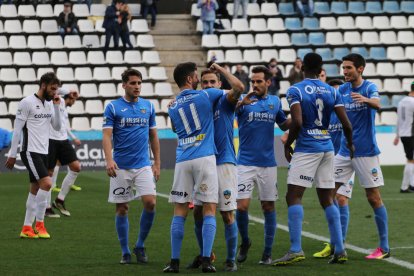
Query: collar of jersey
351 79 365 90
122 96 139 104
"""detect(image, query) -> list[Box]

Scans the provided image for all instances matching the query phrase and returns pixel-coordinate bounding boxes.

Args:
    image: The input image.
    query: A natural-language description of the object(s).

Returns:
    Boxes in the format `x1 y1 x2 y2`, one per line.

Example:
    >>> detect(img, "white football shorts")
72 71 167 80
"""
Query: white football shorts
237 165 278 201
336 172 355 198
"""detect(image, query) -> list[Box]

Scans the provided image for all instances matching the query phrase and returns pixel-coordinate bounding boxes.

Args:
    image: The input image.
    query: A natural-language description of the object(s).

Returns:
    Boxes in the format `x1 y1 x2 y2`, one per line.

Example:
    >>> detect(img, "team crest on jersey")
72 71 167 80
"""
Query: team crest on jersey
268 103 274 109
199 183 208 192
140 108 146 114
223 190 231 199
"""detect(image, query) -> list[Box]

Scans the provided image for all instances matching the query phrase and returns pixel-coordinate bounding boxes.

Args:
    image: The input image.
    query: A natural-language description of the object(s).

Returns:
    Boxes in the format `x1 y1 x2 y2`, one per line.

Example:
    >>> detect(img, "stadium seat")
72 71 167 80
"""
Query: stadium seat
51 51 68 65
285 18 302 31
78 19 94 33
0 4 17 18
137 34 155 48
71 117 90 131
250 18 267 32
4 84 22 99
344 31 361 45
1 69 18 82
395 62 413 76
315 48 332 61
133 66 148 80
79 83 99 98
297 48 313 60
95 19 105 32
18 4 35 17
278 2 295 15
401 1 414 13
142 51 160 64
409 16 414 28
243 49 261 63
46 35 63 49
36 4 54 18
207 50 224 63
386 46 405 60
380 31 398 44
390 16 408 29
373 16 390 29
220 34 237 48
37 67 54 79
333 47 350 61
0 52 13 66
380 95 392 108
273 33 291 46
111 66 127 80
319 17 336 30
314 2 330 15
261 49 278 62
14 52 31 66
87 51 105 65
391 95 405 107
361 31 379 45
0 36 7 49
191 3 200 17
202 34 219 48
348 1 365 14
90 117 104 130
303 17 319 30
85 100 104 114
402 78 414 91
154 82 173 97
377 62 395 76
156 116 167 129
41 20 58 33
149 99 161 112
267 18 285 31
405 46 414 59
68 101 85 115
355 16 373 30
0 102 7 116
139 83 154 97
106 50 123 64
83 35 100 48
9 35 26 49
74 67 93 81
93 67 111 81
23 84 39 97
380 111 397 125
384 78 402 93
56 68 74 81
64 35 82 48
0 118 12 131
27 35 45 49
351 46 369 58
31 52 49 66
160 99 171 113
8 101 19 115
149 67 168 81
131 19 149 33
237 34 255 48
73 4 90 17
69 51 87 65
370 47 386 60
232 19 249 32
324 64 340 77
367 78 383 91
225 49 243 63
278 49 296 62
90 4 106 16
366 1 383 14
261 3 278 16
23 19 41 33
99 83 117 97
383 1 400 13
308 32 325 45
5 20 22 33
247 3 261 16
255 33 273 47
331 2 348 14
326 32 344 45
398 31 414 44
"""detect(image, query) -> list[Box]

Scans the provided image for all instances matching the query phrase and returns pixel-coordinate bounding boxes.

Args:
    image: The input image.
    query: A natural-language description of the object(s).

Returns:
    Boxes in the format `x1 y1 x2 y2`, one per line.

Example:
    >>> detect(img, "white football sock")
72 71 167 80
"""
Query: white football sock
409 163 414 187
401 164 410 190
51 166 60 188
35 189 49 222
23 193 36 226
58 170 79 201
46 189 52 208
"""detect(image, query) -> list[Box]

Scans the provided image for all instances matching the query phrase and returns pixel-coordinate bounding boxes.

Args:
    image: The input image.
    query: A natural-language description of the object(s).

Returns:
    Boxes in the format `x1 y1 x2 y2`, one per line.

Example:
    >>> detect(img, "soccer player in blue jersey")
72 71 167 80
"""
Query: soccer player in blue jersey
102 69 160 265
164 62 224 273
334 53 390 260
235 66 290 265
273 53 354 266
187 64 244 272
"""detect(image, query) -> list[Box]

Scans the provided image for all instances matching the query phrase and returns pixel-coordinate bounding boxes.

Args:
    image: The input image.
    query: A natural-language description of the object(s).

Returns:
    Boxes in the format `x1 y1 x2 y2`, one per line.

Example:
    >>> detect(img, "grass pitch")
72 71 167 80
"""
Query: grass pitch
0 166 413 275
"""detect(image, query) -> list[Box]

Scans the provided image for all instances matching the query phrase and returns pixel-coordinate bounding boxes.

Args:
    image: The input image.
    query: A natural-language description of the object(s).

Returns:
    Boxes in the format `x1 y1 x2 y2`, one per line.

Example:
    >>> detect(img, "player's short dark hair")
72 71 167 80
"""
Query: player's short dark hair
173 62 197 87
328 79 344 87
122 68 142 83
303 53 323 75
342 53 366 69
39 72 60 87
251 66 272 81
201 69 220 81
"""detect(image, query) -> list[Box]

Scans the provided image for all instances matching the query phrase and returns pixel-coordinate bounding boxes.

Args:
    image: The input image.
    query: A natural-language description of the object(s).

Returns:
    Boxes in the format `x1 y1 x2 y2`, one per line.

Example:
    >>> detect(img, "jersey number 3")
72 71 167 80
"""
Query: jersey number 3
178 103 201 135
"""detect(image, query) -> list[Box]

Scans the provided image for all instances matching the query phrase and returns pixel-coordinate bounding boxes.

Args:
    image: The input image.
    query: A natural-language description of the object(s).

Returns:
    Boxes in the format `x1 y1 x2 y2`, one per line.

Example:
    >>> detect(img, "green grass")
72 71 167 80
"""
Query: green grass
0 166 413 275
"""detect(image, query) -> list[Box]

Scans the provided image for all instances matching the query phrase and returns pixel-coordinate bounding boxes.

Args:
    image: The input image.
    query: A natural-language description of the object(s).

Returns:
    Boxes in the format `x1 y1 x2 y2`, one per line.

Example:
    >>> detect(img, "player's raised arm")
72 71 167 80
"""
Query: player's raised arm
334 105 354 159
50 94 62 131
209 63 244 105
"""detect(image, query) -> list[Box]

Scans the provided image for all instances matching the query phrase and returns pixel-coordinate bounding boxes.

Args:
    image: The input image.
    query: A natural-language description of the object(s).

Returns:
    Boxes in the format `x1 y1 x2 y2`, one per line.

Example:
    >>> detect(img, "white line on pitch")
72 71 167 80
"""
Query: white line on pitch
157 192 414 271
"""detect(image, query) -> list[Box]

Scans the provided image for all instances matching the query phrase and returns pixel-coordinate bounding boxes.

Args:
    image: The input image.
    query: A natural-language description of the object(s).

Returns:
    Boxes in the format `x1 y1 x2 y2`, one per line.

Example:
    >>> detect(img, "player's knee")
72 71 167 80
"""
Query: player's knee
116 203 129 215
221 211 234 225
69 161 81 173
336 195 348 206
237 202 249 212
144 201 155 212
261 201 274 212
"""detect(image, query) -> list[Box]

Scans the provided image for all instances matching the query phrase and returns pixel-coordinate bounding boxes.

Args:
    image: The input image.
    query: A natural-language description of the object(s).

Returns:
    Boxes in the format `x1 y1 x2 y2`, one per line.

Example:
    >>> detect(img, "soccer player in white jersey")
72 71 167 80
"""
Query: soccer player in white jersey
334 53 390 259
235 66 290 265
5 72 62 239
187 65 244 272
393 82 414 193
273 53 353 266
45 88 81 218
103 69 160 265
164 62 224 273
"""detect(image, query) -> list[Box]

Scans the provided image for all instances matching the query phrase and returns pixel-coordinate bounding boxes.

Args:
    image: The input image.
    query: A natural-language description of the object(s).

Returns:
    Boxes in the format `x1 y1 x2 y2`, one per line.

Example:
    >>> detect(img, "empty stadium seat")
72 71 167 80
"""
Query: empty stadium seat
387 46 405 60
391 16 408 28
139 83 154 97
23 84 39 96
361 31 379 45
85 100 104 114
401 1 414 13
370 47 386 60
261 49 278 62
137 34 155 48
41 20 58 33
0 36 8 49
90 4 106 16
154 83 173 97
337 16 354 29
261 3 278 16
267 18 285 31
373 16 391 29
0 52 13 66
344 31 361 45
351 46 369 58
326 32 344 45
0 4 17 18
331 2 348 14
333 47 349 61
80 83 99 97
93 67 111 81
133 66 148 80
5 20 22 33
380 31 398 44
383 78 402 92
149 67 168 81
14 52 31 66
75 67 93 81
46 35 63 49
64 35 82 48
8 101 19 115
309 32 325 45
73 4 90 17
303 17 319 30
0 102 7 116
364 63 377 77
9 35 26 49
23 19 41 33
90 117 103 130
87 51 105 65
18 4 35 17
106 50 123 64
71 117 90 131
348 1 365 14
278 49 296 62
99 83 117 97
83 35 100 48
27 35 45 49
319 17 336 30
398 31 414 43
0 119 12 131
111 66 127 80
243 49 261 63
78 19 94 33
51 51 68 65
314 2 330 15
68 101 84 114
142 51 160 64
1 69 18 82
250 18 267 32
57 68 75 81
366 1 383 14
376 62 395 76
355 16 373 29
36 4 54 18
131 19 149 33
237 34 255 48
273 33 291 46
4 84 22 99
291 33 308 45
202 34 219 48
32 52 50 65
315 48 332 61
285 18 302 30
324 64 340 77
68 51 87 65
232 19 249 32
220 34 237 48
278 2 295 15
394 62 413 76
255 33 273 47
225 49 243 63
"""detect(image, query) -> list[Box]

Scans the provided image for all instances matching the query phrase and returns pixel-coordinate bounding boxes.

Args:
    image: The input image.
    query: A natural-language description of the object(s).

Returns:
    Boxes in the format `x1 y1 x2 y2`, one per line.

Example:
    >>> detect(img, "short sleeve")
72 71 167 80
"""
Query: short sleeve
367 82 380 99
205 88 225 105
103 102 115 129
286 86 301 108
149 102 156 128
16 99 30 121
333 88 344 107
275 99 287 126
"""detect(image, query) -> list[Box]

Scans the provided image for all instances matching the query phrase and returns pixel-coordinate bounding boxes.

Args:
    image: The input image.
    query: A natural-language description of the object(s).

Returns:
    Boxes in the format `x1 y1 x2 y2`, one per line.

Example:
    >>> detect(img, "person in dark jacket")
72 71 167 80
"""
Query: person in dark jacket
268 58 283 96
141 0 158 28
103 0 124 51
119 3 133 49
57 1 79 38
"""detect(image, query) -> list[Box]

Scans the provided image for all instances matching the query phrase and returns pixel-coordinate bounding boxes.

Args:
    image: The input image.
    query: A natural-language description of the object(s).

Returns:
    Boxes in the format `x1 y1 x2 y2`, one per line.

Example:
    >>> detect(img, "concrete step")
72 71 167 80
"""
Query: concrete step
159 50 206 67
150 17 196 35
153 35 202 51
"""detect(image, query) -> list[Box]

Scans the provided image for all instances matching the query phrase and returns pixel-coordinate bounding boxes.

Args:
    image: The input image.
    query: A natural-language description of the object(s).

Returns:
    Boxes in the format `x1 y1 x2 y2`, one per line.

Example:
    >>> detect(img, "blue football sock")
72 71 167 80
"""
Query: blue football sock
136 209 155 248
374 205 389 252
224 222 238 262
339 205 349 242
202 216 216 258
115 215 130 255
171 216 186 259
195 219 203 256
288 205 303 253
325 204 344 254
236 210 249 244
333 199 339 208
263 210 276 256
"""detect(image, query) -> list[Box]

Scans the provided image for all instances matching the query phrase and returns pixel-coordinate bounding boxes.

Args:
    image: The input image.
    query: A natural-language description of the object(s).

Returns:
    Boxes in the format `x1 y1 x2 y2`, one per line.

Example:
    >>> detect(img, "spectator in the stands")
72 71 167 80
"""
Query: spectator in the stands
233 0 258 19
268 58 283 96
119 2 133 48
0 0 12 5
296 0 314 17
57 1 79 38
287 57 305 85
198 0 218 35
103 0 124 51
233 64 250 93
141 0 158 28
216 0 230 18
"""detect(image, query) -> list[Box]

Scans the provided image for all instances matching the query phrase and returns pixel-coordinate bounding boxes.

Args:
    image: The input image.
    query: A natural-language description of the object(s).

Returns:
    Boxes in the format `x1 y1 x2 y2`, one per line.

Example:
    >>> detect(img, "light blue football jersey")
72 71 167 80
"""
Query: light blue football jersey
286 78 343 153
103 97 156 170
337 80 380 157
237 94 287 167
168 88 224 163
214 94 237 165
328 112 343 155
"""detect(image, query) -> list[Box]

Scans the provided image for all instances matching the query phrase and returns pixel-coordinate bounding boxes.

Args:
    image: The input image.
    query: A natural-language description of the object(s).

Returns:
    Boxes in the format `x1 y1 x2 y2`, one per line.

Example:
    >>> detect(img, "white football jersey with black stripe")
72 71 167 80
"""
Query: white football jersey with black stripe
397 96 414 137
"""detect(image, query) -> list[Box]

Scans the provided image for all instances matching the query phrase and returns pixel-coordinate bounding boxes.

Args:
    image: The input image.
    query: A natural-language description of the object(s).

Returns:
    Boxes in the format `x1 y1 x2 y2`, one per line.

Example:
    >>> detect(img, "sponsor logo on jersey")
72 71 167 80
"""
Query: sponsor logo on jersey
179 133 206 147
247 112 276 123
307 128 330 139
34 113 52 119
121 108 128 112
119 117 149 127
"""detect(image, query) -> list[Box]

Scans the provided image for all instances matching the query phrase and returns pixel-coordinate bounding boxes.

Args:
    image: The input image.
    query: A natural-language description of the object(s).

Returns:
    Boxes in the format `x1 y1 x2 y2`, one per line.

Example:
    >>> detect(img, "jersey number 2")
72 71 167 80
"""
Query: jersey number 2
178 103 201 135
